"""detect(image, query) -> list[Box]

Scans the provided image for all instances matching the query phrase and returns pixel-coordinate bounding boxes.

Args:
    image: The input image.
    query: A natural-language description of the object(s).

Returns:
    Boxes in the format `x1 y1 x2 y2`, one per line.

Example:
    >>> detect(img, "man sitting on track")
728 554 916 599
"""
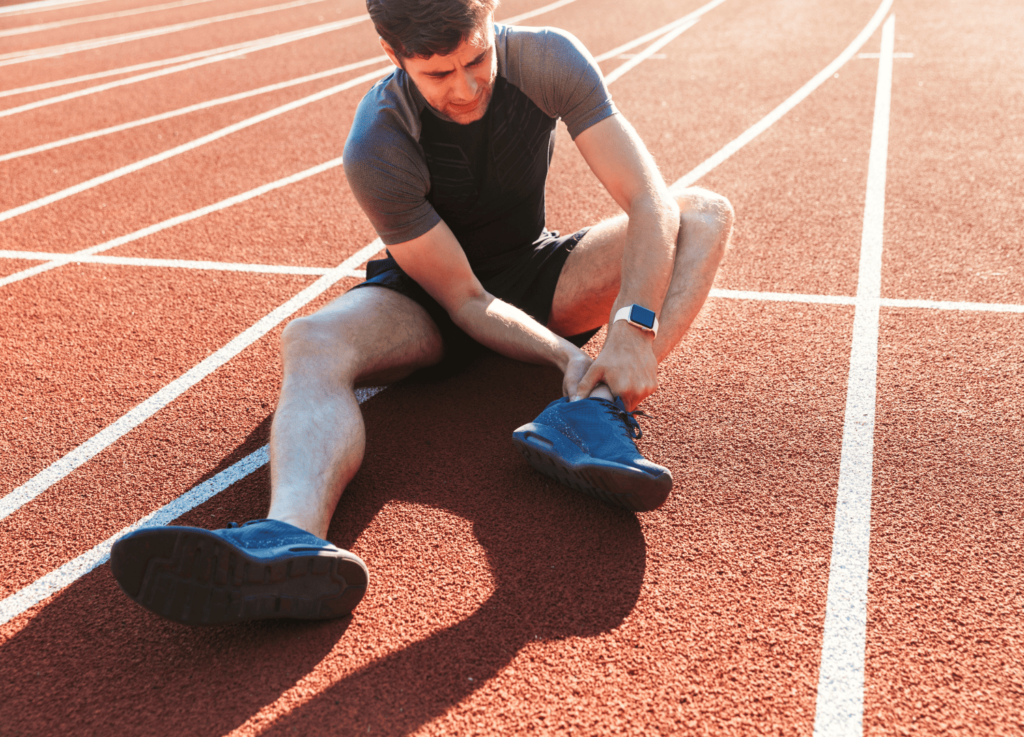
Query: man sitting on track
110 0 734 626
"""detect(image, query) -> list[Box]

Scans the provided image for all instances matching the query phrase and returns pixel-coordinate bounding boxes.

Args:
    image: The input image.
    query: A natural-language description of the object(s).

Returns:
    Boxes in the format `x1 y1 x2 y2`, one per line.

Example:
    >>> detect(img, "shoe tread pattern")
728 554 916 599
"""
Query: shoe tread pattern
116 529 367 626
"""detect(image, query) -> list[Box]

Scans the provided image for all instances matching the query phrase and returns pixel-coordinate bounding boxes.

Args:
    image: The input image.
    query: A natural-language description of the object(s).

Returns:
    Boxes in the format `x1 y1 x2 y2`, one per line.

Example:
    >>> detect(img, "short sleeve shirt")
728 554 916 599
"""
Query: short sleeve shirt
343 24 617 276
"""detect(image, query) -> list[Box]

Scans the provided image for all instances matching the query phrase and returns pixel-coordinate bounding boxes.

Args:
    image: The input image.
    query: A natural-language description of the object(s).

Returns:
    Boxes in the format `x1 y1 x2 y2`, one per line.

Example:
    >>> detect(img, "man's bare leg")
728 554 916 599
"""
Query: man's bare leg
268 287 445 539
548 186 734 367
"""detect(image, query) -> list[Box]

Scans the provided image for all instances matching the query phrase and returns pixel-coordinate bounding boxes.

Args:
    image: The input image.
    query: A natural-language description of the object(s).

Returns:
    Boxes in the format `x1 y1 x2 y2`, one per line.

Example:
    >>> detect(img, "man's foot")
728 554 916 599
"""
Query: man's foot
109 519 368 626
512 396 672 512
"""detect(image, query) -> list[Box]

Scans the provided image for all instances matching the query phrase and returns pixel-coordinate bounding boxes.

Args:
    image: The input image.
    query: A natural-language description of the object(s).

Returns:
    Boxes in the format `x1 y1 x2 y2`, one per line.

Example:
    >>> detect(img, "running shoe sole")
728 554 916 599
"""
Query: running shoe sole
512 422 672 512
110 527 368 626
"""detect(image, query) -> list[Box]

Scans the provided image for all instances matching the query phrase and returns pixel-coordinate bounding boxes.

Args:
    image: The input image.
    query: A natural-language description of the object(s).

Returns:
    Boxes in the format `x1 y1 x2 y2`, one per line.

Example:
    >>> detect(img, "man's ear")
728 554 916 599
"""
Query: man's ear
379 37 402 69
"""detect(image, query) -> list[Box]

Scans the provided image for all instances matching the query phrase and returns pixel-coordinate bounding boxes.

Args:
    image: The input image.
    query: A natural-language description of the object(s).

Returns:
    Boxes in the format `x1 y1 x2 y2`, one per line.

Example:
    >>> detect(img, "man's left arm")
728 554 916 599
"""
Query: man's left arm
572 113 680 410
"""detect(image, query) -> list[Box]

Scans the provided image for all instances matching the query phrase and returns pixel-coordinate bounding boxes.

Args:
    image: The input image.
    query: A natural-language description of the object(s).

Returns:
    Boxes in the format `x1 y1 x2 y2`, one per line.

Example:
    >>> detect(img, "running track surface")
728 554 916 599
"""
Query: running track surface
1 0 1021 734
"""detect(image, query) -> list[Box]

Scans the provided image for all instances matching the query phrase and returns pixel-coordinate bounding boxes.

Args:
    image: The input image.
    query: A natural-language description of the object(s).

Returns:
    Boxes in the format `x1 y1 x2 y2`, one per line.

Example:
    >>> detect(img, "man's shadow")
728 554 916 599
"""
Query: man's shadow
0 353 645 737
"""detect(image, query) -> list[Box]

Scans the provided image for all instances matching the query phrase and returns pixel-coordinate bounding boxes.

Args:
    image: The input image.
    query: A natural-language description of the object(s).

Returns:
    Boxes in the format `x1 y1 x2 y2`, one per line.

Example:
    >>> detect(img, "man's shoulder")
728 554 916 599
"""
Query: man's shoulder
496 23 594 80
495 23 616 140
345 69 424 164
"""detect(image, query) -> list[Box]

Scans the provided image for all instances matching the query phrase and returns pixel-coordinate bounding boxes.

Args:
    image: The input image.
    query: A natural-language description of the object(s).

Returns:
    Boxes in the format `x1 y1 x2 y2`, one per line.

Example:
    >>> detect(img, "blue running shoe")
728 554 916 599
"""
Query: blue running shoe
110 519 368 626
512 397 672 512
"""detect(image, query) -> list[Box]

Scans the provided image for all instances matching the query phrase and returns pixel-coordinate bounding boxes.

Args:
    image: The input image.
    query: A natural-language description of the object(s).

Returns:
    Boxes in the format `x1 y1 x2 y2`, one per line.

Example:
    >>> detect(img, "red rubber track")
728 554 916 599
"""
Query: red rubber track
867 309 1023 736
0 0 1021 733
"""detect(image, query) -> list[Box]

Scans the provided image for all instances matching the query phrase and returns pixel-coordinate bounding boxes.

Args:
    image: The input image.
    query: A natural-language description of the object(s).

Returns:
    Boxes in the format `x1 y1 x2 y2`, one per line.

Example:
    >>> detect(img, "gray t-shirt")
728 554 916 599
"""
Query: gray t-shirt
343 24 617 276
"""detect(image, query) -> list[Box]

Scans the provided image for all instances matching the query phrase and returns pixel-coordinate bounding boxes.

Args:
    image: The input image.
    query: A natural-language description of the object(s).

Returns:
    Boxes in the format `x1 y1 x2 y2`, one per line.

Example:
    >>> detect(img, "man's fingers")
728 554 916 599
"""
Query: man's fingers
574 364 603 401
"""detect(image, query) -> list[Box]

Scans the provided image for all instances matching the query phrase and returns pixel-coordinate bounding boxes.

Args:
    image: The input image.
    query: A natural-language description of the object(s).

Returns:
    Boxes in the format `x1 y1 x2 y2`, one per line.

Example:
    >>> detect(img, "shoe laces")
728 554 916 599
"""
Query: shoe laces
602 400 650 440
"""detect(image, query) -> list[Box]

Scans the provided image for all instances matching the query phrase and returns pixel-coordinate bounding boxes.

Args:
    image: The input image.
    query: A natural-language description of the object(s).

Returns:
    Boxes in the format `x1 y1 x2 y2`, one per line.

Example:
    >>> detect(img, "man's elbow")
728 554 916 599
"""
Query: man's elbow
447 284 491 332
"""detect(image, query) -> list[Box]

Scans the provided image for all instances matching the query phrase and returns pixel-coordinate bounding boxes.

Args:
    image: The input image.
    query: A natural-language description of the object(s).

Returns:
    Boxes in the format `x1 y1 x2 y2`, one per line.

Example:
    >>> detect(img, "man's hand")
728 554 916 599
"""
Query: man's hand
574 323 657 410
562 349 594 400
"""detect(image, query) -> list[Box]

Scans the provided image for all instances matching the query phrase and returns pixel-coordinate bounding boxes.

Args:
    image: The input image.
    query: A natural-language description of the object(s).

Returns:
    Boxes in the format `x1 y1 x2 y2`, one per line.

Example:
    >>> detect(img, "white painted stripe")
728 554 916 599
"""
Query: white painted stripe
499 0 578 24
0 0 220 37
604 18 698 85
672 0 895 190
0 250 338 275
0 56 388 161
0 0 331 65
813 15 894 737
880 297 1024 313
0 386 384 627
8 245 1018 316
593 0 726 63
0 239 382 525
0 67 390 224
0 0 573 101
0 19 370 115
709 288 856 306
0 22 364 101
2 250 1018 315
0 155 349 288
857 52 913 58
0 0 117 15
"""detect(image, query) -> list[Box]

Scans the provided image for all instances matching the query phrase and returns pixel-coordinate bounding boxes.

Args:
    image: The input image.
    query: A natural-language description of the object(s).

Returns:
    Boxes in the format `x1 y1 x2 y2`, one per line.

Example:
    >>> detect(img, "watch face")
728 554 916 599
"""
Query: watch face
630 305 656 330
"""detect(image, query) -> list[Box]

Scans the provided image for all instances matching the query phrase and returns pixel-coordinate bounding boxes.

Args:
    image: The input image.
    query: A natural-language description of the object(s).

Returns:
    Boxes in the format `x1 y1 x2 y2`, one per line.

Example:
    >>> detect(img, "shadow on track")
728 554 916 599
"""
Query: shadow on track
0 352 646 737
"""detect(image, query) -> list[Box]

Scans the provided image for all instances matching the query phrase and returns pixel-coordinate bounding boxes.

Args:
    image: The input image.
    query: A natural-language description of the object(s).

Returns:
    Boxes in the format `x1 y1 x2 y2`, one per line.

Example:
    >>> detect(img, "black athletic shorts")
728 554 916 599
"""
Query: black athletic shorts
350 228 600 377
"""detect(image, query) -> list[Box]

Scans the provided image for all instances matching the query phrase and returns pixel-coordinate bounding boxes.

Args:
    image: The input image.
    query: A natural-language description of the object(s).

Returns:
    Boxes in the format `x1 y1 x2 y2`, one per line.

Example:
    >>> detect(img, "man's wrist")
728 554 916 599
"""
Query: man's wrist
607 314 656 345
556 340 586 373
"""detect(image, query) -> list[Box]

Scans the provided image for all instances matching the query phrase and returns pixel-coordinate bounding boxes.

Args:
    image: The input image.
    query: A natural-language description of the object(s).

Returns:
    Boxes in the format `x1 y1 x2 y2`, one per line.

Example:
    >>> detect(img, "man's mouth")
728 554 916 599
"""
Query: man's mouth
449 96 480 111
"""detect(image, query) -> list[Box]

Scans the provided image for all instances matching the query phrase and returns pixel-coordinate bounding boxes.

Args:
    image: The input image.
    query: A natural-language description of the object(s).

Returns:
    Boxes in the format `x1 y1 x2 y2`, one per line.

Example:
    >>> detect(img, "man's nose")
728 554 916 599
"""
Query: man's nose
452 67 478 101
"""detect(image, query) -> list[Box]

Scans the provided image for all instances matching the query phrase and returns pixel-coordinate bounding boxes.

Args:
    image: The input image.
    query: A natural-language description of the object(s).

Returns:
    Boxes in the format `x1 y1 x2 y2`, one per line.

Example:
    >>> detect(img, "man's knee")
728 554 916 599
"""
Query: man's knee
280 314 358 381
674 187 735 251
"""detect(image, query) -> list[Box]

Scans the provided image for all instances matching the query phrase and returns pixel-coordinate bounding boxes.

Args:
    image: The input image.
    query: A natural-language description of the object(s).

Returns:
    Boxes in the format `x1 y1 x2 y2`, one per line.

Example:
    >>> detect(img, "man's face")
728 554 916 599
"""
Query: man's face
382 18 497 125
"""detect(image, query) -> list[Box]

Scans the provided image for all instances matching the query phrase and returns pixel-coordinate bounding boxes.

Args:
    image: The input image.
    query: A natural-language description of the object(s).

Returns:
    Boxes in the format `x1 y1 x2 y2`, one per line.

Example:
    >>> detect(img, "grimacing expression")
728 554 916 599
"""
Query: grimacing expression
382 18 497 124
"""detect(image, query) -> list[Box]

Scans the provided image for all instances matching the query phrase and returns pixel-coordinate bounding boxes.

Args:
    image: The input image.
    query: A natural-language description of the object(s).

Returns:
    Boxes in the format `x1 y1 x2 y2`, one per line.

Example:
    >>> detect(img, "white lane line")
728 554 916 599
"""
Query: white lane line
0 238 383 526
672 0 894 190
812 14 894 737
0 0 577 152
0 56 388 160
0 155 348 288
880 297 1024 313
710 289 856 306
501 0 578 24
0 0 219 37
2 248 1020 315
0 250 341 275
604 18 698 85
0 0 575 101
0 66 391 223
0 0 330 65
857 52 912 59
0 21 365 101
592 0 726 63
0 0 118 16
0 386 384 627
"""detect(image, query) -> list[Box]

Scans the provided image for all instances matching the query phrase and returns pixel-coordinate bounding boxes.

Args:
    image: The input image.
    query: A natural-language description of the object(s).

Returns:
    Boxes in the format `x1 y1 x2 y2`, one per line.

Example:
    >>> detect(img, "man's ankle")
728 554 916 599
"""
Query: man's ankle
266 508 327 539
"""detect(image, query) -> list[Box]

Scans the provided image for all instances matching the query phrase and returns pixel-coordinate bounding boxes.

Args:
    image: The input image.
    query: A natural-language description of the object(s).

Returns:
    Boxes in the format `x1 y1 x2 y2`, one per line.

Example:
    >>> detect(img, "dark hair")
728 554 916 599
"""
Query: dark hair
367 0 499 59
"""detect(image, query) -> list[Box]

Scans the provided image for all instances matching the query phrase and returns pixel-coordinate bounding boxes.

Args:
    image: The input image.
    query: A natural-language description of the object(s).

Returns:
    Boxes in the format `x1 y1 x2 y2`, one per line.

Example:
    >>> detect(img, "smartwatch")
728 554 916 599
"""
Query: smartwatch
614 304 659 337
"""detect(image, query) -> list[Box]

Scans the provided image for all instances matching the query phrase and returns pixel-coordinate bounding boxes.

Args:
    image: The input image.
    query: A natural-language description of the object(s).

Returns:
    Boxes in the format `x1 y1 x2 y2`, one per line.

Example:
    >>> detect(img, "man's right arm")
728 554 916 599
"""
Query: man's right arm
387 219 593 397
